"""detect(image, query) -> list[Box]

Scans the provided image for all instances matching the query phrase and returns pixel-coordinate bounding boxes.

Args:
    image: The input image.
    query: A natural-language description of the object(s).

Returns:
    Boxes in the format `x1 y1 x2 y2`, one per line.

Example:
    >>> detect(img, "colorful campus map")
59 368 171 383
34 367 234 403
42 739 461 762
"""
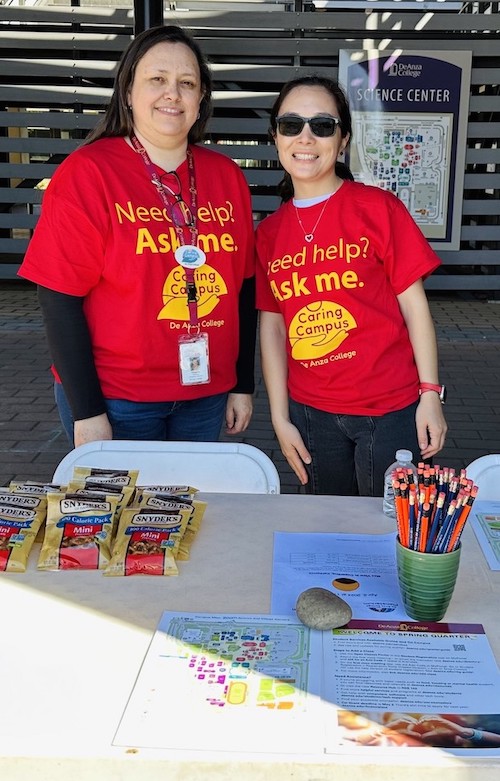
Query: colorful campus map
114 612 323 754
349 111 452 237
162 613 312 709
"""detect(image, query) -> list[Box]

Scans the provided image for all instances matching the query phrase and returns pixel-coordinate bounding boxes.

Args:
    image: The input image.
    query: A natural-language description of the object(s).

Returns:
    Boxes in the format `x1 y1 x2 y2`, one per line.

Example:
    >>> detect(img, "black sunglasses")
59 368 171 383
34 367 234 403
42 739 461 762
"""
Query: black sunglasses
156 171 194 228
276 114 341 138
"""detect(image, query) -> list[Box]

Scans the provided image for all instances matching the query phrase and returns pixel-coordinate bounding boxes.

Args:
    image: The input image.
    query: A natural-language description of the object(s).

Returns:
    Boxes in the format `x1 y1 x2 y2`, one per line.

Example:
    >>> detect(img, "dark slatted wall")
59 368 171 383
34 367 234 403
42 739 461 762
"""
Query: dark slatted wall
0 1 499 288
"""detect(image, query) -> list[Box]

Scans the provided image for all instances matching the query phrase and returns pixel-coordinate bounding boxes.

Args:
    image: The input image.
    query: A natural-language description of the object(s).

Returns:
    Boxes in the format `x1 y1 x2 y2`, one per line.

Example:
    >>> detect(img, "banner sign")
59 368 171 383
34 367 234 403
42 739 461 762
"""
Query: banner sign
339 50 471 249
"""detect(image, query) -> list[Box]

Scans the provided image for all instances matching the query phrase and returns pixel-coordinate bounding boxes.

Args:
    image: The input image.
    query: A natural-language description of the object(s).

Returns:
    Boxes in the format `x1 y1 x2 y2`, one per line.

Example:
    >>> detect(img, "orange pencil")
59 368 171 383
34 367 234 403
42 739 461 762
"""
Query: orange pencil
399 481 410 547
393 479 406 546
447 514 467 552
448 486 478 551
408 486 417 549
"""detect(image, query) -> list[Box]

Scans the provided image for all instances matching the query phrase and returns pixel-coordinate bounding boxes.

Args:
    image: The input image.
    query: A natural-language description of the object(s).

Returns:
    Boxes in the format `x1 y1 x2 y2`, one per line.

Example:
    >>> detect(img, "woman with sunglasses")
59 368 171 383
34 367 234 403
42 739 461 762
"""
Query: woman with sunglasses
19 25 256 448
256 76 447 496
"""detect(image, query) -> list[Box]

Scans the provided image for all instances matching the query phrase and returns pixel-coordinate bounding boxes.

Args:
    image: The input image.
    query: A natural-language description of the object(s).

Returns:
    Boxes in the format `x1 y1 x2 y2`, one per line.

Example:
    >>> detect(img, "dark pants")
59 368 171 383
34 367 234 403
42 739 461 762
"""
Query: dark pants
289 399 420 497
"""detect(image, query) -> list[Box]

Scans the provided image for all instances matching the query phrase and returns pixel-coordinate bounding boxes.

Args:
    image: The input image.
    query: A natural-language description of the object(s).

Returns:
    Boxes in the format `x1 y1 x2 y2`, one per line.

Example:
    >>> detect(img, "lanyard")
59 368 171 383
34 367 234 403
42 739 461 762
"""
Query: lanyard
130 135 200 327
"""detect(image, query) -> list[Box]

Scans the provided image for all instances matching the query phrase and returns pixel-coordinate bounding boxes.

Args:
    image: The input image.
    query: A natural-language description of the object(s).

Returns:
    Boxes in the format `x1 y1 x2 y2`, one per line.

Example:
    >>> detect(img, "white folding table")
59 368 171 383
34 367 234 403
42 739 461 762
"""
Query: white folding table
2 494 499 780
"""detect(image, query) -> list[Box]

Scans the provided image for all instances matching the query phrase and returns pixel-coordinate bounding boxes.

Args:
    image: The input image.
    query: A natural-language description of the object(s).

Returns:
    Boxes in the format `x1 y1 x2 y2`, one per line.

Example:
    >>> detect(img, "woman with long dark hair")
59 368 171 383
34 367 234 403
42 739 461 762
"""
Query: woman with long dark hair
20 25 256 448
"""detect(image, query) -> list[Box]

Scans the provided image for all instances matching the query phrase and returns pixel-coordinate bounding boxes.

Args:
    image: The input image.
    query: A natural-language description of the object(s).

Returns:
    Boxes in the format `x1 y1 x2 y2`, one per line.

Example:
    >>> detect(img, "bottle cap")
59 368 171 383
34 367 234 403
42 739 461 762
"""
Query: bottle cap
396 449 413 462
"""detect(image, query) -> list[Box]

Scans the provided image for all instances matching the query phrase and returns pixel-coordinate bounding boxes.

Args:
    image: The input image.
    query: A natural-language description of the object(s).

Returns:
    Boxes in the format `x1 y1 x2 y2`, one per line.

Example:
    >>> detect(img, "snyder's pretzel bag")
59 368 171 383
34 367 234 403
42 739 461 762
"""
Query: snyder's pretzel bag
66 481 134 527
72 467 139 488
133 492 207 561
0 490 47 513
135 484 198 501
68 468 138 518
9 481 64 495
176 506 206 561
38 493 118 570
104 507 191 576
0 500 46 573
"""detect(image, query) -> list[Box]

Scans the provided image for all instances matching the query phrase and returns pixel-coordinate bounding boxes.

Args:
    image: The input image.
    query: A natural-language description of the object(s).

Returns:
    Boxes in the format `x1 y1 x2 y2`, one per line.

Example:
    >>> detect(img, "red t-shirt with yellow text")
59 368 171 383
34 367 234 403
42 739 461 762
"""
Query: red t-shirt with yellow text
19 139 254 401
255 181 440 415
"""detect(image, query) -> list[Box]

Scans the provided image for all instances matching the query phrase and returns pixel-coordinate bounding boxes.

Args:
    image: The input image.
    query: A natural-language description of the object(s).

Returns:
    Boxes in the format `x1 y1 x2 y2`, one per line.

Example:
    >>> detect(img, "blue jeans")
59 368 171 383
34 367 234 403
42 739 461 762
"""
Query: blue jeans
289 399 420 497
55 382 227 447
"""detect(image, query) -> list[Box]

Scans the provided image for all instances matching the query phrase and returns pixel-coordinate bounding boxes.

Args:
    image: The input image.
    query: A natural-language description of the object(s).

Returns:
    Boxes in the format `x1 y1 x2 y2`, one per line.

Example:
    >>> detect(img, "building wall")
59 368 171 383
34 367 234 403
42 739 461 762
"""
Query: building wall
0 1 498 287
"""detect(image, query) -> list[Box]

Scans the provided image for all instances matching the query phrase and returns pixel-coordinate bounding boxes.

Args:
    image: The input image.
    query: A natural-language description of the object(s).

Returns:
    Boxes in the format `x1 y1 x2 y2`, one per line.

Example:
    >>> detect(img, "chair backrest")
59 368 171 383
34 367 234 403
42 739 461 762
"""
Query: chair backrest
52 440 280 494
465 454 500 501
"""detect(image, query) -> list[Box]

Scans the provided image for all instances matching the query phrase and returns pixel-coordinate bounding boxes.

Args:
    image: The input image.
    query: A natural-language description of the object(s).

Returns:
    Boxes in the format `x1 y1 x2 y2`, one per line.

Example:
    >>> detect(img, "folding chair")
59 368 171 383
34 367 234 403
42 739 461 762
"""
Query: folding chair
52 440 280 494
465 454 500 501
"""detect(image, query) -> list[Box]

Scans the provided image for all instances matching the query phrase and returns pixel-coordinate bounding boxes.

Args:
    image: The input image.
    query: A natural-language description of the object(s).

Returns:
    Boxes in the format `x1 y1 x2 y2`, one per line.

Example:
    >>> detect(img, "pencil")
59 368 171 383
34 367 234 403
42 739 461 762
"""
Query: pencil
413 490 425 551
448 486 478 551
393 478 405 546
399 482 409 547
392 464 478 554
431 500 456 553
419 502 431 552
441 495 464 552
426 491 446 552
408 486 417 549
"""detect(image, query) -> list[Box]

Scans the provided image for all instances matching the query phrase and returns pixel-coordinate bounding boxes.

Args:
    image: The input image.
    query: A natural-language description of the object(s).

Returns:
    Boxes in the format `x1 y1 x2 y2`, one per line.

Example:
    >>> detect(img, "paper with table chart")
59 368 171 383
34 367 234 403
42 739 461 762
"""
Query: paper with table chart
114 612 500 756
271 530 409 619
469 500 500 570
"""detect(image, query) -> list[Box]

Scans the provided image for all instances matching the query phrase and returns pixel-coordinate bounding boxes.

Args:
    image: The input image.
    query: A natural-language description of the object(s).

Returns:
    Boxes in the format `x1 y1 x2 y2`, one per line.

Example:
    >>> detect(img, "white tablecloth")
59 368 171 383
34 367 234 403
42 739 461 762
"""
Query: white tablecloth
2 494 499 780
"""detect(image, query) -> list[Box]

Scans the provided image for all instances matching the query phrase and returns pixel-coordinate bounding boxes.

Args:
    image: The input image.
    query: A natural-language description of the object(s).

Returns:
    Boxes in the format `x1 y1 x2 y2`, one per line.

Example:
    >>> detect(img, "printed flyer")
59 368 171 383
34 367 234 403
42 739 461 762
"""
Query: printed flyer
114 612 500 757
271 531 407 619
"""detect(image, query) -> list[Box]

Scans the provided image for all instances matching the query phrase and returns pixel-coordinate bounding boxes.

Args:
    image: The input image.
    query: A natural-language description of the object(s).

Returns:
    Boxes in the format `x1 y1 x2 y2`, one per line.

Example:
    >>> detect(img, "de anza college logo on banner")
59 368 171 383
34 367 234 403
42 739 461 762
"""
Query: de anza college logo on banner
339 50 471 250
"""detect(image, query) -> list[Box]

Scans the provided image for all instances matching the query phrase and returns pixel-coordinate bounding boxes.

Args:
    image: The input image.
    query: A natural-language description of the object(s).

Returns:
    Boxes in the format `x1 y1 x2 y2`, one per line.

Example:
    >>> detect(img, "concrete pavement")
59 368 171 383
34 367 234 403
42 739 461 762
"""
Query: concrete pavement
1 281 500 493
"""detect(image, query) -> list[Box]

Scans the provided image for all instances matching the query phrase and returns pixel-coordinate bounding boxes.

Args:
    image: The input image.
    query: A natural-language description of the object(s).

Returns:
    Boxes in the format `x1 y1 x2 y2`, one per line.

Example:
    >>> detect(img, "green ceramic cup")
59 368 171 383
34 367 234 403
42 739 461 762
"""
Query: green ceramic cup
396 539 461 622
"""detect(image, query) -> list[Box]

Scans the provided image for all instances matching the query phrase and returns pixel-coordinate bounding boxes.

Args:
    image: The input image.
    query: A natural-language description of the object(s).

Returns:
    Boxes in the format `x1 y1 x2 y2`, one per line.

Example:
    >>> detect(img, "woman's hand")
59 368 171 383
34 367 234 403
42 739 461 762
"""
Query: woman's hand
224 393 253 435
273 418 311 485
415 391 447 458
73 413 113 448
385 715 500 748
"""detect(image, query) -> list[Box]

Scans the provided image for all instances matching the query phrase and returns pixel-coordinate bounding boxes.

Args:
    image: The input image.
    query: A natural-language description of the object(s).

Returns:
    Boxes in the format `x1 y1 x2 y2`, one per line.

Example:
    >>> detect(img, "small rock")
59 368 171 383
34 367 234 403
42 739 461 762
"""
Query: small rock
296 587 352 631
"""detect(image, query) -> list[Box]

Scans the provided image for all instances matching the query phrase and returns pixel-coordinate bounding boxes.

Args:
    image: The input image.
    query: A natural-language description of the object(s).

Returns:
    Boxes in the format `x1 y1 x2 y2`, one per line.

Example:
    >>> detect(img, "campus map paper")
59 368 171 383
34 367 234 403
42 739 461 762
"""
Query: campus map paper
114 612 500 757
113 612 324 754
469 500 500 571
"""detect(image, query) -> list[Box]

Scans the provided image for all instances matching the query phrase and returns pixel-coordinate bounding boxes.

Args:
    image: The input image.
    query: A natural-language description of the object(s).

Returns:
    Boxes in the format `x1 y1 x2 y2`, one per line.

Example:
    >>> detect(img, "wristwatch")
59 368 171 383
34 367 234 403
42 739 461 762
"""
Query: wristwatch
468 728 484 743
419 382 447 404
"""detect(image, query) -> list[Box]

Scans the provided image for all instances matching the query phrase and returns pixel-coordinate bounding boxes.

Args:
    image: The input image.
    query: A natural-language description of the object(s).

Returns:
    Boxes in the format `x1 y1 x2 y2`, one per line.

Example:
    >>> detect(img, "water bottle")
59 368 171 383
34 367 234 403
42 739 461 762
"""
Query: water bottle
383 449 416 518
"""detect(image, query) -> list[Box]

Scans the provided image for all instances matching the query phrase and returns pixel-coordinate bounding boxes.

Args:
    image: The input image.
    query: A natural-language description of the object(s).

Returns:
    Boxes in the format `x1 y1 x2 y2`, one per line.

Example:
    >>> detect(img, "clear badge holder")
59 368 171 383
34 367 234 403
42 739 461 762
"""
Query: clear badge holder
178 332 210 385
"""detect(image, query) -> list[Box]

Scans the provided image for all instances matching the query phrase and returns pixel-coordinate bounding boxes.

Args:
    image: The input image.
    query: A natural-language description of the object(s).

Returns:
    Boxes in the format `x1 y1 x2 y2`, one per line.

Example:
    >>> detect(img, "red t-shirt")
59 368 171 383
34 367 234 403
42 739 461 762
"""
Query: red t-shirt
256 181 440 416
19 139 254 401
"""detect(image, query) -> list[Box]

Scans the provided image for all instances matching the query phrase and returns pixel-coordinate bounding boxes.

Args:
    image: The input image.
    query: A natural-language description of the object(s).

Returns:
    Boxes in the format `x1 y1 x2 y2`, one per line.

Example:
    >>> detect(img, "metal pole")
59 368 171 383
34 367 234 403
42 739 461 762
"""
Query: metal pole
133 0 164 36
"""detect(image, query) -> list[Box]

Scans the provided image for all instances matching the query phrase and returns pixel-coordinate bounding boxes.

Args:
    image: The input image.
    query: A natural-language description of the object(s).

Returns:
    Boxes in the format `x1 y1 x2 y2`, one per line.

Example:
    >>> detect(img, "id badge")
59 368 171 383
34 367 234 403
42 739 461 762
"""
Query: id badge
178 333 210 385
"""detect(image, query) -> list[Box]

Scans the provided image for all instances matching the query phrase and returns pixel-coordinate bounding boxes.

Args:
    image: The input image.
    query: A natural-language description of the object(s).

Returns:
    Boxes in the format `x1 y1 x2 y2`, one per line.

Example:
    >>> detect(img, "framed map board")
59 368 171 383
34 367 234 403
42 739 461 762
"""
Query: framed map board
339 50 471 250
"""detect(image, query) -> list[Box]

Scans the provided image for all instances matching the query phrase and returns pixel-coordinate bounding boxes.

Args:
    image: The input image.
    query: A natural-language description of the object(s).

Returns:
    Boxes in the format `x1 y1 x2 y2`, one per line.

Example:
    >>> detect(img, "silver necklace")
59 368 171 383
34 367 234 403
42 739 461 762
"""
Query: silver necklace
294 193 333 243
